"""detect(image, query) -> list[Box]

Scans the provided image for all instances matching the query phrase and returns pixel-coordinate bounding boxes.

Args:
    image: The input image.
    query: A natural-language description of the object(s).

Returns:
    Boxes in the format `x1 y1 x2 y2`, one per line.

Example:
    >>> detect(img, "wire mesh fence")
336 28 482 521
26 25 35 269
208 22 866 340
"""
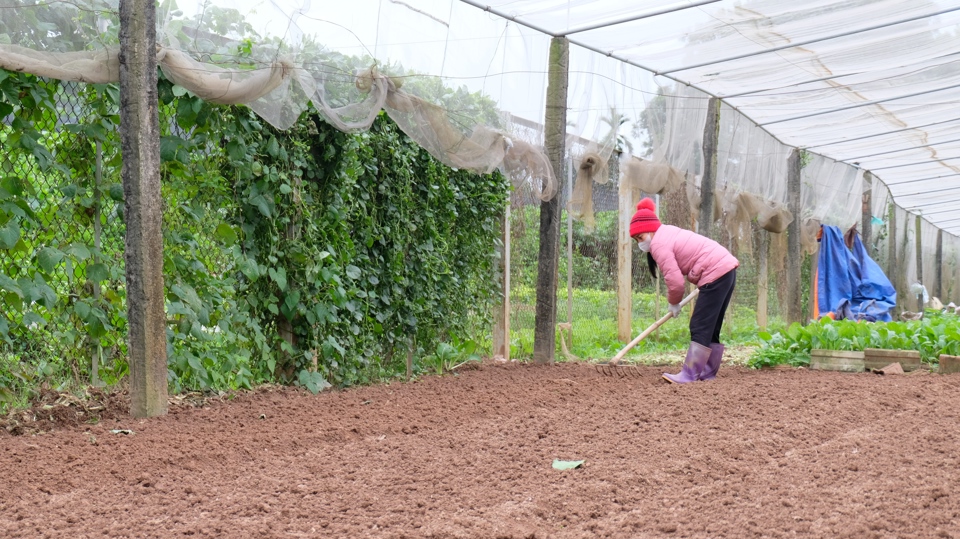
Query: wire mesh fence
0 79 128 384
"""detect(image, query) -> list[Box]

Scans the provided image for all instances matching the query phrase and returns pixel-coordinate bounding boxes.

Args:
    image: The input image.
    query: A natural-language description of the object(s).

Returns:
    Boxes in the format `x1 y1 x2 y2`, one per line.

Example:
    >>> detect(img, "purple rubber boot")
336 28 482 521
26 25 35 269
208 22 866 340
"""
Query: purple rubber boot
663 342 711 384
699 343 725 381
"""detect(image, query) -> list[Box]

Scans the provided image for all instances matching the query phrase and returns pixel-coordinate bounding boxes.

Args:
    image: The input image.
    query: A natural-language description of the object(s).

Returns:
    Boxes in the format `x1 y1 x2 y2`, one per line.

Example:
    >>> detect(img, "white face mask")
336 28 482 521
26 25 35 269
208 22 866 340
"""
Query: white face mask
636 239 651 252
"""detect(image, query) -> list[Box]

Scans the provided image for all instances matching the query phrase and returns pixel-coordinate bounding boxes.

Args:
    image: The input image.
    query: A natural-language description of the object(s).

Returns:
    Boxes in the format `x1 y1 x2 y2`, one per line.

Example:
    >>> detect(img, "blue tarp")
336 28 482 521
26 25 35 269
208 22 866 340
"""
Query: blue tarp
817 225 897 322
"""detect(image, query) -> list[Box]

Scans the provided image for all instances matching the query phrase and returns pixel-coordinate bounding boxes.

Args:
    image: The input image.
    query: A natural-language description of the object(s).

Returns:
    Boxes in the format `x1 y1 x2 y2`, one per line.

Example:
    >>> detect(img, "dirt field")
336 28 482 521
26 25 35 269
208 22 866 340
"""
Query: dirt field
1 360 959 538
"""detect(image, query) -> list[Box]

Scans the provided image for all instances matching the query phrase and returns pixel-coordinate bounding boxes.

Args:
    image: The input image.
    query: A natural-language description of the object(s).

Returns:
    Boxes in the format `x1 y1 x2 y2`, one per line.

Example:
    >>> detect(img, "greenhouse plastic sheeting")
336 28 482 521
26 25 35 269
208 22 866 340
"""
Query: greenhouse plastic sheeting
4 1 960 237
458 0 960 233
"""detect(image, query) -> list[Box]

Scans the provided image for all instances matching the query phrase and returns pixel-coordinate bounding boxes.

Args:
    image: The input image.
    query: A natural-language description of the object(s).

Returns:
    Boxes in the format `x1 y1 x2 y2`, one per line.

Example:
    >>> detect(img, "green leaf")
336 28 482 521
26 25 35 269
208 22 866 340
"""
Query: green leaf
214 223 238 246
64 243 91 260
552 459 585 470
160 136 186 163
172 84 188 97
74 300 92 320
1 175 25 197
226 139 246 162
266 136 280 157
298 369 331 394
22 311 46 328
0 273 21 297
86 263 110 283
251 194 272 218
187 354 203 371
107 183 124 201
0 220 19 249
239 257 261 280
268 267 287 291
36 247 65 273
345 265 361 280
32 275 57 307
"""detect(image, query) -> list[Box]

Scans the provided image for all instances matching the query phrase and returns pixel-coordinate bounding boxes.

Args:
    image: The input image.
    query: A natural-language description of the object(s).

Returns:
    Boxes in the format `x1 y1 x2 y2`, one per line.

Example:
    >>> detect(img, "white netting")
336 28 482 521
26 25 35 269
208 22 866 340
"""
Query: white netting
0 0 558 197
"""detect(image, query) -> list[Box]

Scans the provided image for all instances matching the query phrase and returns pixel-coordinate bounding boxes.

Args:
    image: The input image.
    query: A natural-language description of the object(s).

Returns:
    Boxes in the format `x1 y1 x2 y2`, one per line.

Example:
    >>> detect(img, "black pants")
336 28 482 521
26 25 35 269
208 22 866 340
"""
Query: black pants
689 269 737 347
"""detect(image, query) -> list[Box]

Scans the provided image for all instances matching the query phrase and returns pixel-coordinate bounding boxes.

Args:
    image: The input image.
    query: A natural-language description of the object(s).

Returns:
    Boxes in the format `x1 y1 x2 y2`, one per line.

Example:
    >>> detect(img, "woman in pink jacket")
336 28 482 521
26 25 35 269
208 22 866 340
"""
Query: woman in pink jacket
630 198 739 383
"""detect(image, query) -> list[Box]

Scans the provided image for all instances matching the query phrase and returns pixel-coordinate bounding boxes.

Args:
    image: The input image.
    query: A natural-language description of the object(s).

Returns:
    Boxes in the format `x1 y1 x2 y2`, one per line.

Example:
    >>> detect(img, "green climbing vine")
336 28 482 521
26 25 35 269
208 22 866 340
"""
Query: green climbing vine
0 68 508 408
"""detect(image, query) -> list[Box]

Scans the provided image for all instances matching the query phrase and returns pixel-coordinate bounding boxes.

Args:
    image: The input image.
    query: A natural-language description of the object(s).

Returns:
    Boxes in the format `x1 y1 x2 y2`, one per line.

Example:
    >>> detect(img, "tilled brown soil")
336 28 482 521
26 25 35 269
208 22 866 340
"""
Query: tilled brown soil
1 361 959 538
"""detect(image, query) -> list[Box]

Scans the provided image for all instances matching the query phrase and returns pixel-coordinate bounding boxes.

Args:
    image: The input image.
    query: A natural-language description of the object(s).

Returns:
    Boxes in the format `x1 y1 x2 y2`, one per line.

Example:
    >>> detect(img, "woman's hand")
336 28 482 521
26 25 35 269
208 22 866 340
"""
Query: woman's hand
668 303 682 318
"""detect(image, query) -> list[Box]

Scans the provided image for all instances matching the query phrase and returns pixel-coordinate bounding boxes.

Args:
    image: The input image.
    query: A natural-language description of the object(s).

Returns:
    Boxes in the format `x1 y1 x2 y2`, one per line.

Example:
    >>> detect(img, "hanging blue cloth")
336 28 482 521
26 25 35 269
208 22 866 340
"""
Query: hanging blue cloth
817 225 896 322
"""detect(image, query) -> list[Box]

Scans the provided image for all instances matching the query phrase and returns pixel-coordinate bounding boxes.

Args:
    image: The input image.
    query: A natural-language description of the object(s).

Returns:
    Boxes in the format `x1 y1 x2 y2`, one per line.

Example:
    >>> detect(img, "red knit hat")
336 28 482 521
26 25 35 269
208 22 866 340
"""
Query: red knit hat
630 198 661 237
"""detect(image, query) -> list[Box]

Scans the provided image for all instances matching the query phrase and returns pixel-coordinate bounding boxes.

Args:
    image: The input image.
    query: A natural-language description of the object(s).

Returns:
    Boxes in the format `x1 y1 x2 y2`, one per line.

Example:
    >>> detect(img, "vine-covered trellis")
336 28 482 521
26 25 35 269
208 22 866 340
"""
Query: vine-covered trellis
0 69 508 406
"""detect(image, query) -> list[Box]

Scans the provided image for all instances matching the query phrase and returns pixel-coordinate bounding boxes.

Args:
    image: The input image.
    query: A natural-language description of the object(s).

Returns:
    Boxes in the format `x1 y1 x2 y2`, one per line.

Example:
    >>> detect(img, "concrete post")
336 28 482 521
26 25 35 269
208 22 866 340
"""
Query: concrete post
119 0 167 417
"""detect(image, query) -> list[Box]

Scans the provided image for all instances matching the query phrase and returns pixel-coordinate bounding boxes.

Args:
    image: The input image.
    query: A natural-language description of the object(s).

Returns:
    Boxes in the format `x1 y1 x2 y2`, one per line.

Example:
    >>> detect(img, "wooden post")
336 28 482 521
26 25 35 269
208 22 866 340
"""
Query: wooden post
617 178 635 343
935 228 943 301
809 245 820 322
533 37 568 365
699 97 720 240
757 228 769 329
406 341 414 381
92 140 104 387
566 157 574 328
915 214 924 311
786 149 803 325
861 171 872 256
119 0 167 417
493 200 510 360
888 203 897 289
655 192 662 339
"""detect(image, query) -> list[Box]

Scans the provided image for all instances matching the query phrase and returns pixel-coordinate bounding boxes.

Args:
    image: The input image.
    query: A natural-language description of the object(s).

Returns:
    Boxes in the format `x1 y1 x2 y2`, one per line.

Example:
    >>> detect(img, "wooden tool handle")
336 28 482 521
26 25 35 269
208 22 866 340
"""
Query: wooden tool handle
610 288 700 364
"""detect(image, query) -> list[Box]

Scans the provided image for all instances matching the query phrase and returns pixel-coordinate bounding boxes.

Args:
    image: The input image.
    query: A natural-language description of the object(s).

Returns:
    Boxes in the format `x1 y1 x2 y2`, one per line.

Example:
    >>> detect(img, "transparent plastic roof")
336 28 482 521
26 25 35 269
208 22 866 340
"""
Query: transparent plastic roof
464 0 960 233
3 0 960 235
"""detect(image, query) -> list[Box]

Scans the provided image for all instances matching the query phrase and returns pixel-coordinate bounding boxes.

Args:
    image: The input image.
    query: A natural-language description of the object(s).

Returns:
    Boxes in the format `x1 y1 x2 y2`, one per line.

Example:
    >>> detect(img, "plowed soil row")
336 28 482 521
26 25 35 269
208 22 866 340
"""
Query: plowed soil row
2 362 959 538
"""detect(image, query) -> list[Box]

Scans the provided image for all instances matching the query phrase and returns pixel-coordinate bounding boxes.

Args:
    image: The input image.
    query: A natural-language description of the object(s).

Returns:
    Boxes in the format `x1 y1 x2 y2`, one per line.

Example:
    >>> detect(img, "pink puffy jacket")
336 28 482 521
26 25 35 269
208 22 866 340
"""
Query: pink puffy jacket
649 225 739 304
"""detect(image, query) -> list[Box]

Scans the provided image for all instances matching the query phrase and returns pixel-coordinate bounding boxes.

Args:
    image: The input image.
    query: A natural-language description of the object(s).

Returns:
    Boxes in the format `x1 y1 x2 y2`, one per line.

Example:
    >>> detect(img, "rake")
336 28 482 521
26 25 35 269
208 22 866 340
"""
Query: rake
595 289 700 377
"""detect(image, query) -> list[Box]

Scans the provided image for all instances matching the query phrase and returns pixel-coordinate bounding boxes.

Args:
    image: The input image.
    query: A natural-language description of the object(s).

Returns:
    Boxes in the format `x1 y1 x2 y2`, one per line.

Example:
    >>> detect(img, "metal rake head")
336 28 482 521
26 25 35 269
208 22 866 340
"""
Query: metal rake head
595 363 643 378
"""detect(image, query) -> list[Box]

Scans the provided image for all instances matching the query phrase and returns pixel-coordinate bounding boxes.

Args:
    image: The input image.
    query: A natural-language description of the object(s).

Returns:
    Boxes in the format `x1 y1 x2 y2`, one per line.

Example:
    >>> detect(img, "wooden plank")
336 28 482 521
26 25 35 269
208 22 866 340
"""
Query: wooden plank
810 350 865 372
940 355 960 374
864 348 920 372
